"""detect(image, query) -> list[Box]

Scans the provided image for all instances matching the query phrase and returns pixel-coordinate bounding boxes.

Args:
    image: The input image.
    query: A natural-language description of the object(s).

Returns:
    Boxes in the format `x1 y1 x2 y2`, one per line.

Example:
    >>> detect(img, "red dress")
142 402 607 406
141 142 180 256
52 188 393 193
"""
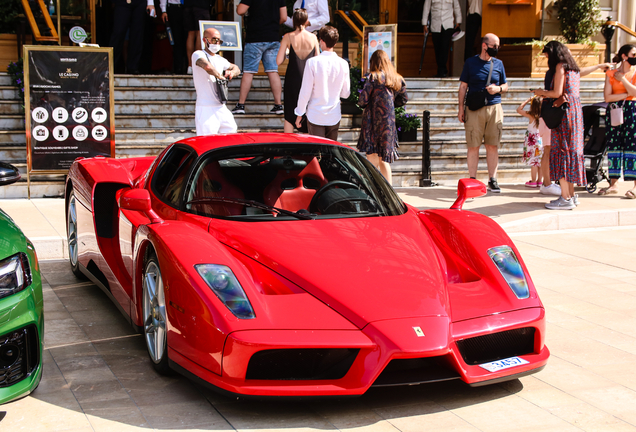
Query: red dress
550 69 586 185
356 74 408 163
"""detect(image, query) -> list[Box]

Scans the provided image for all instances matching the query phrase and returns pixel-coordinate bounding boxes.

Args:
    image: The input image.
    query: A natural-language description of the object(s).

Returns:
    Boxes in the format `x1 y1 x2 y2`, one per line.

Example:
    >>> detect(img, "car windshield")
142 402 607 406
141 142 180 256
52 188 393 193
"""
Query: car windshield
183 143 406 220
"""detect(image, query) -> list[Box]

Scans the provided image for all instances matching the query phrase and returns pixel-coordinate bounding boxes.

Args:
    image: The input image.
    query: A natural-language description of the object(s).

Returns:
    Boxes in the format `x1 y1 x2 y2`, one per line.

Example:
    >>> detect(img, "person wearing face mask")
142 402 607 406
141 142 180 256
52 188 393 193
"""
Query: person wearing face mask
192 28 241 135
599 44 636 198
533 41 585 210
458 33 508 193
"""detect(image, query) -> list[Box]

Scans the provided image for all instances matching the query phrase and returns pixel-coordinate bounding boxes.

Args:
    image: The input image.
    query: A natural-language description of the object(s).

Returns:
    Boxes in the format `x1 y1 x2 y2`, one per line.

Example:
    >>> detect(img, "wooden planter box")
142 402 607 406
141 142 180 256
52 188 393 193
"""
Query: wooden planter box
497 43 606 78
0 34 19 68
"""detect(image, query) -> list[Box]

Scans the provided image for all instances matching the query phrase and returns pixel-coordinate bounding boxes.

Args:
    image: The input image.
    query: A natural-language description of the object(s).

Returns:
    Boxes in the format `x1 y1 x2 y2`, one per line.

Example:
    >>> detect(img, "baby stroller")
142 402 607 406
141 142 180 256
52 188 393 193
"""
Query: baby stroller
582 103 610 193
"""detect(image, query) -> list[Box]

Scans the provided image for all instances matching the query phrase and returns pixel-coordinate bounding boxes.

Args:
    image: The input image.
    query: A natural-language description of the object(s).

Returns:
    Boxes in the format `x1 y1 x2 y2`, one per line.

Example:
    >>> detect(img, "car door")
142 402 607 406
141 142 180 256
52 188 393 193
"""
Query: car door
118 145 196 279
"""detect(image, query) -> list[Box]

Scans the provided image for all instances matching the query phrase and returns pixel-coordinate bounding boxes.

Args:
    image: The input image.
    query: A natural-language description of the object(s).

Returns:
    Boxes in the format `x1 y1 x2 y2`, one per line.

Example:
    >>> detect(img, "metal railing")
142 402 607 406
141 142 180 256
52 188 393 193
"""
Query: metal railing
21 0 59 43
602 18 636 63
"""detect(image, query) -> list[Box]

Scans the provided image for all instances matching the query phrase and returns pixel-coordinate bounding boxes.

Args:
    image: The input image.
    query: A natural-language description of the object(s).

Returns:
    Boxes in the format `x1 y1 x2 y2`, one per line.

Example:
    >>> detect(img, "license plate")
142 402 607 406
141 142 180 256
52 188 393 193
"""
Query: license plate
479 356 529 373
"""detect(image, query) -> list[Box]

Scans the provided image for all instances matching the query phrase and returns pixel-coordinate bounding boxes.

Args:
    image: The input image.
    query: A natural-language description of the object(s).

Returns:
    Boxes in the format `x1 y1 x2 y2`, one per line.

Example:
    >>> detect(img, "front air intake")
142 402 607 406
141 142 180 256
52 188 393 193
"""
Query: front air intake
372 356 460 387
0 325 40 388
456 327 536 366
246 348 358 380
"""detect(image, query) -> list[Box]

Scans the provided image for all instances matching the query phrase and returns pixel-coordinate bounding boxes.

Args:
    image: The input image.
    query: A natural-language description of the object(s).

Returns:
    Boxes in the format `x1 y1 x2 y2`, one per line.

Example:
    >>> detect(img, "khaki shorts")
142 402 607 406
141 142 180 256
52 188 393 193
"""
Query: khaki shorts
464 103 504 148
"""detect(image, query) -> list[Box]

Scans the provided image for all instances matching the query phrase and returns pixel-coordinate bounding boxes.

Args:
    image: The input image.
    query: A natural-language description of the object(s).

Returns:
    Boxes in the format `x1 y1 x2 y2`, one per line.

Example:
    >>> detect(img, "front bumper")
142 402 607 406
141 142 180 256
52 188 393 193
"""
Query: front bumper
170 307 549 397
0 284 44 405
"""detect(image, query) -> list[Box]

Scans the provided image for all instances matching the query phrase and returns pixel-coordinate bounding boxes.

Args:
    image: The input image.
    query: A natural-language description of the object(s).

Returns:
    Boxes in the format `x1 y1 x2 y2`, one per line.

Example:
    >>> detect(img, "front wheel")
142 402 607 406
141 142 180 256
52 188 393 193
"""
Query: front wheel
142 254 171 374
67 191 84 278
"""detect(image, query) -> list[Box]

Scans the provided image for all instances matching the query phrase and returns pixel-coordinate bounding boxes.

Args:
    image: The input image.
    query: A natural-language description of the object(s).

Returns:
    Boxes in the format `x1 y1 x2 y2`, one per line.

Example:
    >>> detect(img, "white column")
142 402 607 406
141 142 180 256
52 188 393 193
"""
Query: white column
625 0 636 45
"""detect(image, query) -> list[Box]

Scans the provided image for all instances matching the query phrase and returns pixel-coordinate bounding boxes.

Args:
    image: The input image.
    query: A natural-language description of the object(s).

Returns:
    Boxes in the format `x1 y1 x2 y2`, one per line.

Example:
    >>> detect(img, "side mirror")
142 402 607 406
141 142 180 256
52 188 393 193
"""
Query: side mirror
118 188 163 223
450 178 487 210
0 162 21 186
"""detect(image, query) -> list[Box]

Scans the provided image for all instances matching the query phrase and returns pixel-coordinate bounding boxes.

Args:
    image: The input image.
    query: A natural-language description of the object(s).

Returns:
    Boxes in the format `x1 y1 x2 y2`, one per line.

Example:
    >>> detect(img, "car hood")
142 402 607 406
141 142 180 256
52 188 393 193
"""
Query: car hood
0 208 28 259
208 211 449 328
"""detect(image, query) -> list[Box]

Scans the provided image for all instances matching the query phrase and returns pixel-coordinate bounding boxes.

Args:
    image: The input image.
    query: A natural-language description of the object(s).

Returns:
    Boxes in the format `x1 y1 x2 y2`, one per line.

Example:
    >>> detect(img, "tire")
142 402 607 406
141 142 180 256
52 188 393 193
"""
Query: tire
67 191 85 278
142 253 171 374
585 183 597 193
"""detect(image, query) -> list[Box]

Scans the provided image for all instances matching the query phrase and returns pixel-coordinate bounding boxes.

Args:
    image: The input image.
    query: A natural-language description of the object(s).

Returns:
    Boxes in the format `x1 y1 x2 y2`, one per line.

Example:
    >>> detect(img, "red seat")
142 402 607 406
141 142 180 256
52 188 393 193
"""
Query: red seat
190 161 244 216
263 157 327 212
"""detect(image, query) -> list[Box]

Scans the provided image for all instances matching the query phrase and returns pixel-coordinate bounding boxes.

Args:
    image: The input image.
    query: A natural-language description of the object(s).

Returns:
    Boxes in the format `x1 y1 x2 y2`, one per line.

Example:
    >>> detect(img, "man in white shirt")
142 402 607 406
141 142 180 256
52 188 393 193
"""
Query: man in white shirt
422 0 462 77
284 0 329 33
192 28 241 135
295 26 350 141
464 0 482 60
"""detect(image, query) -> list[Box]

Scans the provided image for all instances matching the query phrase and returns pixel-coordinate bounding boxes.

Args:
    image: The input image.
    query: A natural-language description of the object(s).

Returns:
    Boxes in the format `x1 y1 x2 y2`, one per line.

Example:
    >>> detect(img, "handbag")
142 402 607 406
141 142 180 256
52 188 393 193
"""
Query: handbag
541 95 569 129
608 71 636 126
466 59 494 111
205 52 229 102
540 72 570 129
215 77 229 102
610 102 624 127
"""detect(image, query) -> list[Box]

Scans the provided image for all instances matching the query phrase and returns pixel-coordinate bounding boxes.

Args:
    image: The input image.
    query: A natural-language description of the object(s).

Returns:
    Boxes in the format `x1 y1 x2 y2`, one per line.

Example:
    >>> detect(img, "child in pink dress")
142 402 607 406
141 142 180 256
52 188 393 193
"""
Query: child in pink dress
517 96 544 187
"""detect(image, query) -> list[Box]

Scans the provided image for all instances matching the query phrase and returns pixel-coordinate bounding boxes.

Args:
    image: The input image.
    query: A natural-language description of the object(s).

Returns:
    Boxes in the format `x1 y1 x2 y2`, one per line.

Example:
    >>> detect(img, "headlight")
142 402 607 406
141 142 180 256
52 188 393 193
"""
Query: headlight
195 264 255 319
487 246 529 299
0 253 32 300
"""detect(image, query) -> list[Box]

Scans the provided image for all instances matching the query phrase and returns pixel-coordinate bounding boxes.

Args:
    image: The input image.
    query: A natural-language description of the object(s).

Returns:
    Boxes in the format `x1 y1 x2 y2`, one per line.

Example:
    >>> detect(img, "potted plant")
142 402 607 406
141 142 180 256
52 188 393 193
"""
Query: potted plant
395 107 421 142
497 0 605 78
555 0 603 44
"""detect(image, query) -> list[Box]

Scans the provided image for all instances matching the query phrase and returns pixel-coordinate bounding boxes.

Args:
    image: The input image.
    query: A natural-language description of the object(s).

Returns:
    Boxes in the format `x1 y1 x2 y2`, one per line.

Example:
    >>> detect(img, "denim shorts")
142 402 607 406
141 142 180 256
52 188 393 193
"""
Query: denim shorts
243 42 280 73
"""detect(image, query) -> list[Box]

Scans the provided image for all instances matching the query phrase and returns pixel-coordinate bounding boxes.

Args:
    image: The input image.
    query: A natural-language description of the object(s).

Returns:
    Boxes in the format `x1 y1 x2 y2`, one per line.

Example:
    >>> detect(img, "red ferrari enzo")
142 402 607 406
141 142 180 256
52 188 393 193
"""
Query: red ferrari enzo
65 133 549 397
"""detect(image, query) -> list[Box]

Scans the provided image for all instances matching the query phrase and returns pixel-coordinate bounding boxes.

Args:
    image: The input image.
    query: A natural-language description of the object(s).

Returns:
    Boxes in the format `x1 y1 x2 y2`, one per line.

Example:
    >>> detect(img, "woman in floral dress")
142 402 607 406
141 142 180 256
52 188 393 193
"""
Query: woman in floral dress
534 41 585 210
601 43 636 198
357 50 408 184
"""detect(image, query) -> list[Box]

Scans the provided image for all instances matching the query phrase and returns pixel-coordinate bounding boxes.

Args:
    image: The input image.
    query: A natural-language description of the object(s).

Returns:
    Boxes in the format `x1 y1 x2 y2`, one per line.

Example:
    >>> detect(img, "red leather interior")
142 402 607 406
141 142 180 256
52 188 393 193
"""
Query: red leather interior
191 161 244 216
263 157 327 212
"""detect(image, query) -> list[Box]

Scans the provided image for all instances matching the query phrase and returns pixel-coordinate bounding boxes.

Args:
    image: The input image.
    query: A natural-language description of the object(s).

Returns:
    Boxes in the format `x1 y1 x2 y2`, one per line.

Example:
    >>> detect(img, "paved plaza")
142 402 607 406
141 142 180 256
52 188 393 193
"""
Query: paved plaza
1 184 636 431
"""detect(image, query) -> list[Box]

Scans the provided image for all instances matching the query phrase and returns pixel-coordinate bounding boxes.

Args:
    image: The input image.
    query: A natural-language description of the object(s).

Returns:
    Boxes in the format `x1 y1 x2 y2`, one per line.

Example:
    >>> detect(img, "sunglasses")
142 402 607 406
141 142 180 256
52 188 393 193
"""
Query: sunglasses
207 37 224 44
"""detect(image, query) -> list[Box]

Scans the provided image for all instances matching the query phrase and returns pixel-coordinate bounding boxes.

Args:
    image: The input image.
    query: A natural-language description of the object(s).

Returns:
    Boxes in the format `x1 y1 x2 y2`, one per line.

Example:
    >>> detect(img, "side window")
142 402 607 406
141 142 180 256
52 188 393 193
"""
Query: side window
152 146 195 207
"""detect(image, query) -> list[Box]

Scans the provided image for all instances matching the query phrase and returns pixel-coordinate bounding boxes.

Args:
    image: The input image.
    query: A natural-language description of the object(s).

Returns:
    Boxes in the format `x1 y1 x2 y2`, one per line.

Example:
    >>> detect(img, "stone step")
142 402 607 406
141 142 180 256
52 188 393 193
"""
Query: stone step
392 168 532 187
107 85 606 104
0 73 12 86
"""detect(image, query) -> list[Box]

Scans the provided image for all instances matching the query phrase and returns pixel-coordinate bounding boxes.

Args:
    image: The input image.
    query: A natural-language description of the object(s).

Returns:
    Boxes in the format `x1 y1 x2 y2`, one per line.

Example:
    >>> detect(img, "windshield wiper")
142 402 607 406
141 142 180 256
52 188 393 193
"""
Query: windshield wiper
186 197 316 220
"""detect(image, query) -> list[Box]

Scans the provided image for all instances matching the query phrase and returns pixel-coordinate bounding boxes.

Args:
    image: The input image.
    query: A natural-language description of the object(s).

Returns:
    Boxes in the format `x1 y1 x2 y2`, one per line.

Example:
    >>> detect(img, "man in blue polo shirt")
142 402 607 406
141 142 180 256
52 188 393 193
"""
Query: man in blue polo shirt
458 33 508 193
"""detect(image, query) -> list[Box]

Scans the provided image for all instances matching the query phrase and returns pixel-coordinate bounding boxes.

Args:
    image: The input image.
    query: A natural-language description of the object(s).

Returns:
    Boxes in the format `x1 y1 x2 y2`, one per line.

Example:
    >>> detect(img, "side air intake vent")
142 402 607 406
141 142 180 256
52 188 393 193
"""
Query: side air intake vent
456 327 536 366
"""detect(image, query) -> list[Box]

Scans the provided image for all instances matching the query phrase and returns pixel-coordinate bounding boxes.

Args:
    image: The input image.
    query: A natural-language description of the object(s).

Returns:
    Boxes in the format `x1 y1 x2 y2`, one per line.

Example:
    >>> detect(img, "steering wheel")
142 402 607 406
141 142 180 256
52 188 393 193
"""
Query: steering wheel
309 180 359 212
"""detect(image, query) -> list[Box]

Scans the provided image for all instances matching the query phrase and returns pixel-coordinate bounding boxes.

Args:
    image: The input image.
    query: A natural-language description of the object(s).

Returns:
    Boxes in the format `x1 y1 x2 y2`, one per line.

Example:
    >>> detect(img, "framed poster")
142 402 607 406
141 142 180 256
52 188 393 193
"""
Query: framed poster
199 21 243 51
24 46 114 194
362 24 398 76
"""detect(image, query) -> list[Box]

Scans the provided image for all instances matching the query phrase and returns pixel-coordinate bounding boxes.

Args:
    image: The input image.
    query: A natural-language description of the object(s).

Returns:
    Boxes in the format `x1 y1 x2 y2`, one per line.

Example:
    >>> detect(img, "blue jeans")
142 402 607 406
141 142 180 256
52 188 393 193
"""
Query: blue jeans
243 42 280 73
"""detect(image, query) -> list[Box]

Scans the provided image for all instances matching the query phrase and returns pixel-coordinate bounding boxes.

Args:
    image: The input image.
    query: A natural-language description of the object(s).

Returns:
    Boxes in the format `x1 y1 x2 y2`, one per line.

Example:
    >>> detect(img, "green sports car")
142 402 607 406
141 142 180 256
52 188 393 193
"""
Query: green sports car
0 162 43 404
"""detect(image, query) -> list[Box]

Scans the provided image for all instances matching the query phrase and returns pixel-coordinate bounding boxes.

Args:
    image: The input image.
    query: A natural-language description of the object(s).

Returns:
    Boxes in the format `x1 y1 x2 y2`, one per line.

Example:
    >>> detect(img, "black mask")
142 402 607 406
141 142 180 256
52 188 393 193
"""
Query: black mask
627 57 636 66
486 47 499 57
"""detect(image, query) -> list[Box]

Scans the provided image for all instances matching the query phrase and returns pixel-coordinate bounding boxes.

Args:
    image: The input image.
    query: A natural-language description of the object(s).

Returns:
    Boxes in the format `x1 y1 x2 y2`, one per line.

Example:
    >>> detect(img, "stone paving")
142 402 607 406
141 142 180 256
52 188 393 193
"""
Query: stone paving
1 226 636 431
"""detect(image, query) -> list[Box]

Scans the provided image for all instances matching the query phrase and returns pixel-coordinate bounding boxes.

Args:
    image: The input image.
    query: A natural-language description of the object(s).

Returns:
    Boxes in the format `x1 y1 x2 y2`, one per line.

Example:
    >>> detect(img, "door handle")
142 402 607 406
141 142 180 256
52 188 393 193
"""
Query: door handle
385 9 389 23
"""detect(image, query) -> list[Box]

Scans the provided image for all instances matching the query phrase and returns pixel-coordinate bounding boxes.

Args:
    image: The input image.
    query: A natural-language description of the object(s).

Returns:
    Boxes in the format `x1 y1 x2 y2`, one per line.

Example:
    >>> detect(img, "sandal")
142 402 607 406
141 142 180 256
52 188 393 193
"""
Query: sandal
525 181 537 188
598 187 619 196
626 189 636 199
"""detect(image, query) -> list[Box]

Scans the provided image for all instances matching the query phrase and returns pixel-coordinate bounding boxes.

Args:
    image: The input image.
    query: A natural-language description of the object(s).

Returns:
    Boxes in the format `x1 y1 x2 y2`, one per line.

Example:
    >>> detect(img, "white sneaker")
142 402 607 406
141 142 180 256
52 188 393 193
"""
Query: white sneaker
187 66 193 75
572 193 579 206
545 196 575 210
540 183 562 196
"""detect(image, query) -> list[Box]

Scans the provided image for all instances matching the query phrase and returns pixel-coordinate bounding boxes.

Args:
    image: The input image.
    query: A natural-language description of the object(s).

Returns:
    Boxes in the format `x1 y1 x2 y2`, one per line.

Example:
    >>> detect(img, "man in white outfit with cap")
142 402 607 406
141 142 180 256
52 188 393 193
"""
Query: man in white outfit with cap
192 28 241 135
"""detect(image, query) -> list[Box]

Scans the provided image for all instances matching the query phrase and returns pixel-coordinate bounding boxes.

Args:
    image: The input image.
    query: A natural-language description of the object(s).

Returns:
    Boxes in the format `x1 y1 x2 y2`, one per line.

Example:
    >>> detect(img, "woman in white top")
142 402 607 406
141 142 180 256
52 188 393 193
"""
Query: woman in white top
277 9 320 133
